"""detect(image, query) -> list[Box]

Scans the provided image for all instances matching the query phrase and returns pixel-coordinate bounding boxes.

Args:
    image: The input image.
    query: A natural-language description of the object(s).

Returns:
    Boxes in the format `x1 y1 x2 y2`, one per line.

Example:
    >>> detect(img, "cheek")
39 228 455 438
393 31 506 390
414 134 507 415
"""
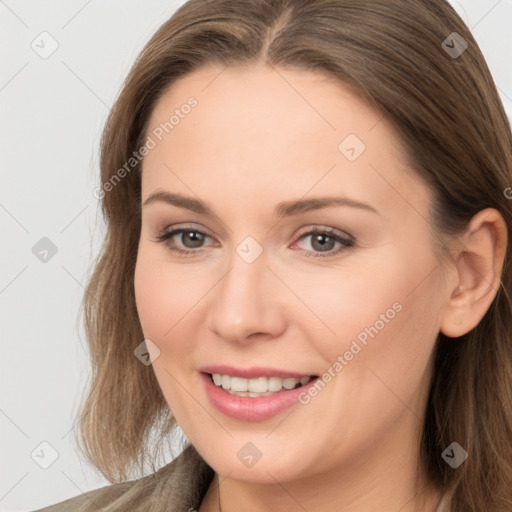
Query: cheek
302 242 441 387
134 256 171 340
134 251 202 416
133 244 219 378
279 262 403 360
134 244 200 342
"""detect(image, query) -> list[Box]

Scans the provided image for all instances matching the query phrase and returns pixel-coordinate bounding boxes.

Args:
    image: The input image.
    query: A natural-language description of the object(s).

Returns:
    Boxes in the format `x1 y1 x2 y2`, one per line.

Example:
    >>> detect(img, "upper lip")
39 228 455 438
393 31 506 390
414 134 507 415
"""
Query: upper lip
200 365 317 379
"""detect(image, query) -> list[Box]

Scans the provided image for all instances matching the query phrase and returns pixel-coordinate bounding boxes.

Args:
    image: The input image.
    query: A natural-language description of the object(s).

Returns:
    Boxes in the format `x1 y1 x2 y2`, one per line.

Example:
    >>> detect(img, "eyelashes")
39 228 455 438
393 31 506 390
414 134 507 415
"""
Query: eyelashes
154 228 210 256
152 226 355 258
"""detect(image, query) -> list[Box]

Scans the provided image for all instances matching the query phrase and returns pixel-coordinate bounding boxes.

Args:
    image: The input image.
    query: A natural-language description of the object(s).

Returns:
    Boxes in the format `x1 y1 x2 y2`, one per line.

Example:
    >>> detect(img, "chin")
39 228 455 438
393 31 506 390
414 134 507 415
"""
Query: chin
195 439 316 484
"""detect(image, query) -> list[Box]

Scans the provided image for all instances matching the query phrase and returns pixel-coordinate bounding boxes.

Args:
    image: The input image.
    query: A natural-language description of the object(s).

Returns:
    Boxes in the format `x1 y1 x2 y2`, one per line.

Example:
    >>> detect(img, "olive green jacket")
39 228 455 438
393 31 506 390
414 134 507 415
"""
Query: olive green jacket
31 444 214 512
31 444 452 511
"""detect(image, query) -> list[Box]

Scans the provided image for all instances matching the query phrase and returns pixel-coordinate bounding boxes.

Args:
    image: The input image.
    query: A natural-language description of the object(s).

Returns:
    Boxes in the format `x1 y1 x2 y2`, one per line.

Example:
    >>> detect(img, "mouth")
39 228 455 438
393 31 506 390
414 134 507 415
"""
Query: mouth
199 365 321 421
206 373 319 397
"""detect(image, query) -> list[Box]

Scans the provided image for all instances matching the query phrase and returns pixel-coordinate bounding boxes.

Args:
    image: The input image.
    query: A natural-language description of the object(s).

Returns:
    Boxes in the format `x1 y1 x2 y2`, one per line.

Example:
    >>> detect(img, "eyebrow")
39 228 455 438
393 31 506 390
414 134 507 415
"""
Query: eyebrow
142 190 380 218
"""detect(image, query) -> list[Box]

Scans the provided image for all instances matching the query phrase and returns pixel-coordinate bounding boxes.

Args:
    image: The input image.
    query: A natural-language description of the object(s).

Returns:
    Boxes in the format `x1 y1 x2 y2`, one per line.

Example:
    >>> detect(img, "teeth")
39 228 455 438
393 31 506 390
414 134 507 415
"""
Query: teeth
221 375 231 390
268 377 283 392
248 377 268 393
282 377 298 390
211 374 313 395
230 377 248 392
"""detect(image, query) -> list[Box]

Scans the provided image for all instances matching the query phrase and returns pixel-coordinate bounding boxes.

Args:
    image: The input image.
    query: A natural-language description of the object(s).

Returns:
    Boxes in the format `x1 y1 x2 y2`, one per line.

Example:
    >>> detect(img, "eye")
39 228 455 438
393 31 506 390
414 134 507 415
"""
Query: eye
152 225 355 258
292 227 355 258
152 226 214 256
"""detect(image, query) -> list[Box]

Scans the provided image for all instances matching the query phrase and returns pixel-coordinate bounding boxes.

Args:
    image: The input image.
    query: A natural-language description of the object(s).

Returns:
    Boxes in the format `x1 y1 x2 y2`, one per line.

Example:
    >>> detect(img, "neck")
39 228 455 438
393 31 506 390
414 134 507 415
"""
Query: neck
213 473 443 512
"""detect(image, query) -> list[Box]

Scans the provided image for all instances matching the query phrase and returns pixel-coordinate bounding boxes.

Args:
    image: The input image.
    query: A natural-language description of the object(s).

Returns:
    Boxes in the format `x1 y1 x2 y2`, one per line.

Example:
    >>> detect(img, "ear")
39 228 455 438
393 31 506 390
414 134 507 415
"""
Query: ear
440 208 508 338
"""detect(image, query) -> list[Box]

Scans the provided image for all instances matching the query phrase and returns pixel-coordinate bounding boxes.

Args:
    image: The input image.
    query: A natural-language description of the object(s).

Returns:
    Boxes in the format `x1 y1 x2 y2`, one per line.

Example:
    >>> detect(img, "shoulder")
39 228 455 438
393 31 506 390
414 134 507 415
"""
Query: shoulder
30 444 214 512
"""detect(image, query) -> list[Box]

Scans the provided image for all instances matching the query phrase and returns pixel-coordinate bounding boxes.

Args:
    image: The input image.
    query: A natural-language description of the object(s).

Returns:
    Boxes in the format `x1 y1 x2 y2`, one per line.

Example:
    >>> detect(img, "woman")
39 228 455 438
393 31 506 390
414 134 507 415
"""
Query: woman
33 0 512 510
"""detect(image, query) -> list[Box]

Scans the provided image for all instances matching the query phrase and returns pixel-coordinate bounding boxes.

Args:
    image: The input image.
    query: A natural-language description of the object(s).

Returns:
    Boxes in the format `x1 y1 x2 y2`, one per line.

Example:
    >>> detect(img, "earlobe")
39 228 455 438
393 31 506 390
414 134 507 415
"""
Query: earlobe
439 208 508 338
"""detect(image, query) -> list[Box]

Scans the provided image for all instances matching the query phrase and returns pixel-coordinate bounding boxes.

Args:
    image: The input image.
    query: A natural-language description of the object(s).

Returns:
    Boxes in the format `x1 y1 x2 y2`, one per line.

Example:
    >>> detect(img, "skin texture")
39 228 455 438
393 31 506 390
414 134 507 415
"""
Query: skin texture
134 62 507 512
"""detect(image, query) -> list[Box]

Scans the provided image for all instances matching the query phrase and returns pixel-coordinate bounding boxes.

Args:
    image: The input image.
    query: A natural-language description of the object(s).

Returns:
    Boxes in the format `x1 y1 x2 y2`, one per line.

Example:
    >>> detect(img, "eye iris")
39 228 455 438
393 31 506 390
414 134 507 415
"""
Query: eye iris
311 233 335 252
182 230 204 248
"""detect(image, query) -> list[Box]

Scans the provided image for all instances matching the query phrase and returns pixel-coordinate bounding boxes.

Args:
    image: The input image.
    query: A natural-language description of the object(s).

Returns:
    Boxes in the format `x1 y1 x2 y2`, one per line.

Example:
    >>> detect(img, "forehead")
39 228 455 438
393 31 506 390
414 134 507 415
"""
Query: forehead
141 63 431 221
147 62 384 146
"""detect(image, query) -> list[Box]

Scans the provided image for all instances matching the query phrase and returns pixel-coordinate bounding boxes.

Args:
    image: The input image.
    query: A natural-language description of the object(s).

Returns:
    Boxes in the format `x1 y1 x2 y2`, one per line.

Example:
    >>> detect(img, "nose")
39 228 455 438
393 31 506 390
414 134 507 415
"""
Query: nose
206 247 287 345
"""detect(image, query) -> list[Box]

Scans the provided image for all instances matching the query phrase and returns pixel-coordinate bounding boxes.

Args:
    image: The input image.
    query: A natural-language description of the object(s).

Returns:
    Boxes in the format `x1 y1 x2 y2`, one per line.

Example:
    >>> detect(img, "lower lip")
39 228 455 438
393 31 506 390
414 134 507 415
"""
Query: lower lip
201 373 318 422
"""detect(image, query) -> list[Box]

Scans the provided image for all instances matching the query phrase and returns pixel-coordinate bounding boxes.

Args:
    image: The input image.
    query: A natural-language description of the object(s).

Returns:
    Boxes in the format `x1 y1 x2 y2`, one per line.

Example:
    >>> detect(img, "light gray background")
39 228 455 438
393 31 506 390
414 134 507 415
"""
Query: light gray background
1 1 511 510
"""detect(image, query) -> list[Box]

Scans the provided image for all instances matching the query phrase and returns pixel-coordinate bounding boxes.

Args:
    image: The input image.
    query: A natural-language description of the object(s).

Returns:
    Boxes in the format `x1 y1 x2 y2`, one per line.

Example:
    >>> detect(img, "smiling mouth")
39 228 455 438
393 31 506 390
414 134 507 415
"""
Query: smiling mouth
207 373 319 397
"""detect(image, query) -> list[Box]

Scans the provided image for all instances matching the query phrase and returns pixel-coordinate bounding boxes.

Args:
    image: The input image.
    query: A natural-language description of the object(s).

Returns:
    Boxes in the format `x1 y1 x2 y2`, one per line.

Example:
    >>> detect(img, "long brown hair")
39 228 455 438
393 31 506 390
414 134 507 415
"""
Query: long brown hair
76 1 512 509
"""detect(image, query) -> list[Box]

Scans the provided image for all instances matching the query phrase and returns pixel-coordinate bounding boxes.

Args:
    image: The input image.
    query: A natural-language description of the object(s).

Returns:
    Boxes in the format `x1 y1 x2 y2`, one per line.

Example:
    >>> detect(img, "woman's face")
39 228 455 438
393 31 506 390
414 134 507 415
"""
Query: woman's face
134 62 451 484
